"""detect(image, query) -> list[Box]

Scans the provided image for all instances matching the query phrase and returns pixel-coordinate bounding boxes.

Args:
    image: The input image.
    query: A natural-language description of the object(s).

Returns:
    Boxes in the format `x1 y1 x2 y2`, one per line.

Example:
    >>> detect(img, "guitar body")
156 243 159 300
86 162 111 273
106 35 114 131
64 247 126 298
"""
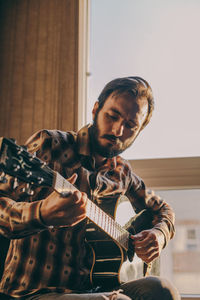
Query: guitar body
85 199 153 288
85 197 139 289
86 221 129 289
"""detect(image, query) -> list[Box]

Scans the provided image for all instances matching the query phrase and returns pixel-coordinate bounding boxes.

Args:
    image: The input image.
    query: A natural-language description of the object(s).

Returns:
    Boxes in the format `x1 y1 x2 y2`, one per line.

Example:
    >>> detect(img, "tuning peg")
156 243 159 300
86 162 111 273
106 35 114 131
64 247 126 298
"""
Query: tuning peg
37 177 44 185
22 183 34 196
25 170 32 178
29 152 36 162
20 145 27 151
41 162 46 168
16 146 23 155
13 163 20 172
13 177 20 189
10 138 16 143
0 172 8 183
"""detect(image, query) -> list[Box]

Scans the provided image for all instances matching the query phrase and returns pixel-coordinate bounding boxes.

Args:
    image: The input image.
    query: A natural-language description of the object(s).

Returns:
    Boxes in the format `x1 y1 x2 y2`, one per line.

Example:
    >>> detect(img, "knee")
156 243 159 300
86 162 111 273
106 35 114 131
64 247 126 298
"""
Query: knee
144 276 180 300
115 295 131 300
110 292 131 300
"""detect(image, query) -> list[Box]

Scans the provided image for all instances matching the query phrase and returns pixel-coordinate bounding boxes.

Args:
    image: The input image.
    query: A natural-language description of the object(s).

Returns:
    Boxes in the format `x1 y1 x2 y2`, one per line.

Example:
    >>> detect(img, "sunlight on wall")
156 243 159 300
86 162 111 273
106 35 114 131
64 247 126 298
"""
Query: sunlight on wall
88 0 200 159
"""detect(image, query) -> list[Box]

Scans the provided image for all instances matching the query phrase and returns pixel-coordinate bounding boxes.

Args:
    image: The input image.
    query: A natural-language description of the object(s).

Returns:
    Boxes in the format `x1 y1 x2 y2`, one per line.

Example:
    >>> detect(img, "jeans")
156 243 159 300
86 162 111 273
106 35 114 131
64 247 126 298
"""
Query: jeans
24 276 180 300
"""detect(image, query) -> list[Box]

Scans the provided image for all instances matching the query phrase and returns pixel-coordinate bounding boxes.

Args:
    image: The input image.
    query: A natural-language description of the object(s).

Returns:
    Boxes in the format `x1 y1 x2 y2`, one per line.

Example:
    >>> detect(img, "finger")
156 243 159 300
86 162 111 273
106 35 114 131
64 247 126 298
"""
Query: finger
132 231 149 242
136 246 156 258
62 197 86 217
67 173 78 184
69 214 87 226
60 191 72 198
134 236 152 248
80 192 87 207
69 202 87 221
134 233 157 247
137 251 159 264
135 238 158 250
72 191 88 209
135 242 159 257
135 243 158 256
72 190 82 203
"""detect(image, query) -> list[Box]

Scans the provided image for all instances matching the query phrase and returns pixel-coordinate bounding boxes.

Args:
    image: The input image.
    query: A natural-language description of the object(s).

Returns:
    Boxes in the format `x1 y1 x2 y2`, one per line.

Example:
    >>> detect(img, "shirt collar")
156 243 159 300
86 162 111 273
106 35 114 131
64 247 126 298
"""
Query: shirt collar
77 124 92 157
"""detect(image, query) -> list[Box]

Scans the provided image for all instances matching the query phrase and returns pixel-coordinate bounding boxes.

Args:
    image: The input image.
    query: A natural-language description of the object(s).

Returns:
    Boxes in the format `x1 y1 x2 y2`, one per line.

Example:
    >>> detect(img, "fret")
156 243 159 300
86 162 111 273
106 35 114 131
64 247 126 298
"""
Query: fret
111 217 115 237
105 213 108 233
53 172 130 251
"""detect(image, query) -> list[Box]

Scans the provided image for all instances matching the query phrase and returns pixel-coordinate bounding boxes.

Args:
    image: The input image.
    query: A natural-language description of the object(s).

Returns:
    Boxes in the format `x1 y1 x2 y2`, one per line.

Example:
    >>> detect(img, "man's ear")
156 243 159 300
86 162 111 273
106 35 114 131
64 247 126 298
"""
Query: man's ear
92 101 99 121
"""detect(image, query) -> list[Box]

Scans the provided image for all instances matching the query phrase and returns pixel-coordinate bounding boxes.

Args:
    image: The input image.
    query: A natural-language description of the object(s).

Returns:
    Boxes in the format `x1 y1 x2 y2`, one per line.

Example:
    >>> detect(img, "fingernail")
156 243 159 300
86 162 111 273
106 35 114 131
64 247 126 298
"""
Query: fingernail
61 192 72 197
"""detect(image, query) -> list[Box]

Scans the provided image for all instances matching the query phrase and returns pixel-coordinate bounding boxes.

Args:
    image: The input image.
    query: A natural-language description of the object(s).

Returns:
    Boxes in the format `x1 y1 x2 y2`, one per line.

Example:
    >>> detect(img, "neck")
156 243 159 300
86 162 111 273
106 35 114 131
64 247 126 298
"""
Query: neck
94 153 107 168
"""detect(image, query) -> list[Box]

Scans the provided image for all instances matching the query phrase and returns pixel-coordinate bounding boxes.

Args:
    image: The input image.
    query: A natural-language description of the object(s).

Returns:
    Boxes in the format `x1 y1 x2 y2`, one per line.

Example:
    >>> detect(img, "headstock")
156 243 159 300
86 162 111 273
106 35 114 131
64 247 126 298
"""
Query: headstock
0 137 54 188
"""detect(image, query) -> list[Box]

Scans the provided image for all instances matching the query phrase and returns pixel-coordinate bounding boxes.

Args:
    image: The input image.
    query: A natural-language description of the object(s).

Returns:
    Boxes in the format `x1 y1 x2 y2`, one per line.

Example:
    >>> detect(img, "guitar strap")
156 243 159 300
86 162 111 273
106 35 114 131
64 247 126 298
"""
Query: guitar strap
143 262 152 277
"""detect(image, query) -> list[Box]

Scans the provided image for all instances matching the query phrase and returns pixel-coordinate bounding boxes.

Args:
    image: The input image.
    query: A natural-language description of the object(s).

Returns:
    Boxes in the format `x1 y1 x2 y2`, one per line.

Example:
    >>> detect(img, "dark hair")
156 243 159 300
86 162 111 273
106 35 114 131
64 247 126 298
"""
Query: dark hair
97 76 154 130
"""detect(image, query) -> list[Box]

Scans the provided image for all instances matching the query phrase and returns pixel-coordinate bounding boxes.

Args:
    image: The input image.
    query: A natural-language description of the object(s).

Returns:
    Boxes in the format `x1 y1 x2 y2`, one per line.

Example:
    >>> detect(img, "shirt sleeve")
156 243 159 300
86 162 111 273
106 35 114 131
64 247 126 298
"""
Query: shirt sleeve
0 186 47 239
0 128 77 239
125 169 175 247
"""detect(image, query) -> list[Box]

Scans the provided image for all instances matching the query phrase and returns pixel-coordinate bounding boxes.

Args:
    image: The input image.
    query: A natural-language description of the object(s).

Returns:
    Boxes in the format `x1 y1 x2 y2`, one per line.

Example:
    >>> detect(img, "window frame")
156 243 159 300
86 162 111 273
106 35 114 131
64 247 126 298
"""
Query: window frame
77 0 90 131
129 156 200 300
129 157 200 190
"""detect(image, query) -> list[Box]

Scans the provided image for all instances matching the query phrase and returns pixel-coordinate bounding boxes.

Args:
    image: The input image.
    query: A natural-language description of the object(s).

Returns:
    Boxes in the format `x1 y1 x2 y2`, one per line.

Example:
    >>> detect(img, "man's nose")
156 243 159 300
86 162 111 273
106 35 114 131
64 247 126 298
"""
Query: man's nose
112 122 124 137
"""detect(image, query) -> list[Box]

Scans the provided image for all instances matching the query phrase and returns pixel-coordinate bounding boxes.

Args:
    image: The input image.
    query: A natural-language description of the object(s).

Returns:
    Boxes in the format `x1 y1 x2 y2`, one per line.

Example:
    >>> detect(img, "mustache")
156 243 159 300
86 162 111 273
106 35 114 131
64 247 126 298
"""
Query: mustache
101 134 119 142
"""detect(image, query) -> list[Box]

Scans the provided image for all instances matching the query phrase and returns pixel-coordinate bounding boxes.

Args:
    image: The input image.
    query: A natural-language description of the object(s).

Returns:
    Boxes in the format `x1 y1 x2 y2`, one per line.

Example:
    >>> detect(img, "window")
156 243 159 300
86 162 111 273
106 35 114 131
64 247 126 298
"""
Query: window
158 189 200 294
187 229 196 240
87 0 200 160
86 0 200 298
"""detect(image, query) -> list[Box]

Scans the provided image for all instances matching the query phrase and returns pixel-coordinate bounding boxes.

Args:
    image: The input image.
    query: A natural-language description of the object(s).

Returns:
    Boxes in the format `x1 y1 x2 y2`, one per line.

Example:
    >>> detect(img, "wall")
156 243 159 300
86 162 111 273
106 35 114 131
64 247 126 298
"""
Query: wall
0 0 80 280
0 0 79 145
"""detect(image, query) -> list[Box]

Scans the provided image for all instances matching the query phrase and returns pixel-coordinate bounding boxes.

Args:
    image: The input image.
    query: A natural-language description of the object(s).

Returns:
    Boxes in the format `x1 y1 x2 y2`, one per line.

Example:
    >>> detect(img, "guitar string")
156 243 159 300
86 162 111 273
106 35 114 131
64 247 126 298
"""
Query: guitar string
60 173 130 249
34 165 130 250
6 143 130 249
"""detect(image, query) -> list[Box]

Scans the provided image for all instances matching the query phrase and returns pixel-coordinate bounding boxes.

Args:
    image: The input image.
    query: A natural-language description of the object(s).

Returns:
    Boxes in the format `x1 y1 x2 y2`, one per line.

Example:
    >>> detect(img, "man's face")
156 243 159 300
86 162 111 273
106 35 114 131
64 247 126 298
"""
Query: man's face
90 92 149 158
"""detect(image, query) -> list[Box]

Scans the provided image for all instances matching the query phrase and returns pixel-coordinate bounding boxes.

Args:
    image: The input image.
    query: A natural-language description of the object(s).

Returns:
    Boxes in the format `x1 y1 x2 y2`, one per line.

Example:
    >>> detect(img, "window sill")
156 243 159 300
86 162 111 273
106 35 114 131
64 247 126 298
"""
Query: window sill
181 295 200 300
129 156 200 189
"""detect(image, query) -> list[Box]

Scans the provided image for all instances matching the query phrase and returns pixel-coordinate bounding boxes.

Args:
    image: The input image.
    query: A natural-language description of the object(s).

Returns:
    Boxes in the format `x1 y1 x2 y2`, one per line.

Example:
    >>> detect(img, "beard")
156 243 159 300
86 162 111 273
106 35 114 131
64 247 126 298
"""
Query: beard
90 114 134 158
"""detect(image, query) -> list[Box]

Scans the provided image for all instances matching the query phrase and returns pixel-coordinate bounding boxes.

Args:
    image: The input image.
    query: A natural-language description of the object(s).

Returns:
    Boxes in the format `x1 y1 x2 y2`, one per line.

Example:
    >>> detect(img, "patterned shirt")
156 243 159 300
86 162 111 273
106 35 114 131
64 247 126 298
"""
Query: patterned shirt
0 125 175 298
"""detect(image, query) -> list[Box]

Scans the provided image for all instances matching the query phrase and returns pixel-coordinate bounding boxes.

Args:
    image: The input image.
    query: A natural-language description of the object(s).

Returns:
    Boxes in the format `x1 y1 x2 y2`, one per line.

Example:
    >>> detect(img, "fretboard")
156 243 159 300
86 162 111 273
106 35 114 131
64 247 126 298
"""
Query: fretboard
53 171 130 250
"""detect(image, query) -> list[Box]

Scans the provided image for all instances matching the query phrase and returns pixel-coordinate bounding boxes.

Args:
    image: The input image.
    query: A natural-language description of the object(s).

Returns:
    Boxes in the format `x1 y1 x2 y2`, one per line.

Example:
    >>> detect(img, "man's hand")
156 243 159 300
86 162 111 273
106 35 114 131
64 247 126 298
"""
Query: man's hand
131 228 165 264
40 174 87 227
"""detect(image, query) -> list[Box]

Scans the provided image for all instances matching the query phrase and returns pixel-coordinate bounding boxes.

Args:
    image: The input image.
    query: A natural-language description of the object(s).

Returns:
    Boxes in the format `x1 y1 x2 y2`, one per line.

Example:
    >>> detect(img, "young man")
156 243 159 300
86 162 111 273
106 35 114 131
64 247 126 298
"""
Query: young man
0 77 180 299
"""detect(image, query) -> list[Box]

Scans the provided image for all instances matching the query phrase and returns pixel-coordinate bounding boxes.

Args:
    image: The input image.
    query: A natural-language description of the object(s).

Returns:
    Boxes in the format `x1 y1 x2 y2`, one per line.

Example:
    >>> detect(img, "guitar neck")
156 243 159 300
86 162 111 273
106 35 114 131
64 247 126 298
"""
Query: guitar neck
53 171 130 251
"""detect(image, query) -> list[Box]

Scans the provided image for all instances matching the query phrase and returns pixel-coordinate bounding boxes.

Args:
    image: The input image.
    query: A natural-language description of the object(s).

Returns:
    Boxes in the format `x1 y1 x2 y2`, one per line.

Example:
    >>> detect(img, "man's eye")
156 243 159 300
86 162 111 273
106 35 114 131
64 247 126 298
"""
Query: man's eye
125 123 133 129
125 123 137 130
107 113 118 120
